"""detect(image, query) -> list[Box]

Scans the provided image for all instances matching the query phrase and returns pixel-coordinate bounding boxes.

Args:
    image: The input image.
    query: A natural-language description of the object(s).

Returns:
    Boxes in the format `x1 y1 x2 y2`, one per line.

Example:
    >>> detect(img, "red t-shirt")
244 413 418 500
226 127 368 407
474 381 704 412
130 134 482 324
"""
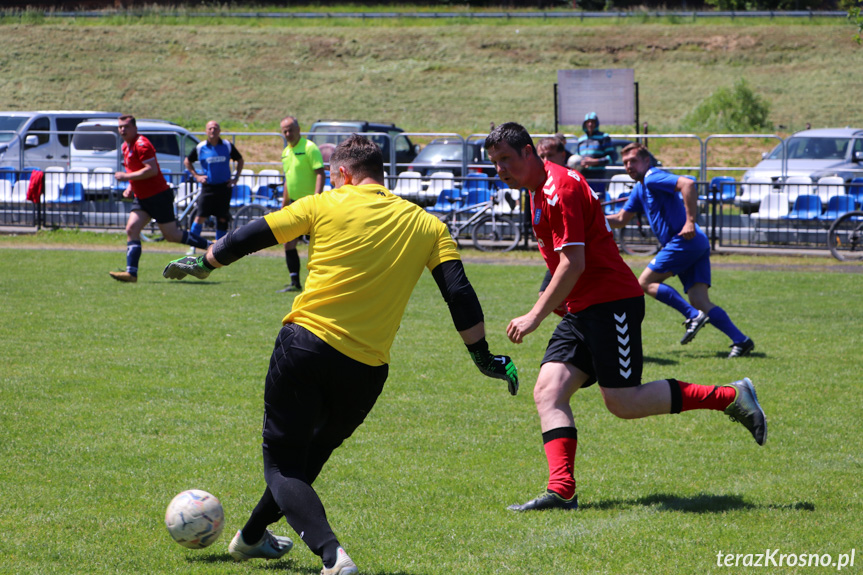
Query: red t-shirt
531 161 642 314
122 135 169 199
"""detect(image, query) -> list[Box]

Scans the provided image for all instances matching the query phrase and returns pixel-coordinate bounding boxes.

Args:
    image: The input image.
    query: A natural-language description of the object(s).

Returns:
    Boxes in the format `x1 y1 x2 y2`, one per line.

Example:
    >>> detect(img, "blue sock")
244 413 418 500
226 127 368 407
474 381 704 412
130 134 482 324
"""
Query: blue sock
655 283 699 319
181 230 209 249
190 221 203 237
215 227 227 240
707 306 747 344
126 240 142 276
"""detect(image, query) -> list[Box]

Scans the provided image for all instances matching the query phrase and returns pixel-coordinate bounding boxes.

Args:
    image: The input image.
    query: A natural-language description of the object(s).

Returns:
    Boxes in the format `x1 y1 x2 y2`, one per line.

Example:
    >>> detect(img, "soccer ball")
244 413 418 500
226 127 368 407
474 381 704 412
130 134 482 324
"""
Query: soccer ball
164 489 225 549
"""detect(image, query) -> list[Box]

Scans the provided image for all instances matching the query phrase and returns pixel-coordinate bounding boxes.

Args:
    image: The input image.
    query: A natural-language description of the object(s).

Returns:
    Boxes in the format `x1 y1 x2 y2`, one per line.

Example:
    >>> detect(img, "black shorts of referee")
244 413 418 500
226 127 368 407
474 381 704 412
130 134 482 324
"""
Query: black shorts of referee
195 182 233 222
541 296 645 389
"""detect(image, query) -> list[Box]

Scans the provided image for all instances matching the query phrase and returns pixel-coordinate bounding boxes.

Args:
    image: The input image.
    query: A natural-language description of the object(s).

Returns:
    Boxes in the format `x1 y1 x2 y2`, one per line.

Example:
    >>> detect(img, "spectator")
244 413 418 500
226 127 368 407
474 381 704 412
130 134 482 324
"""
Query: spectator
576 112 615 195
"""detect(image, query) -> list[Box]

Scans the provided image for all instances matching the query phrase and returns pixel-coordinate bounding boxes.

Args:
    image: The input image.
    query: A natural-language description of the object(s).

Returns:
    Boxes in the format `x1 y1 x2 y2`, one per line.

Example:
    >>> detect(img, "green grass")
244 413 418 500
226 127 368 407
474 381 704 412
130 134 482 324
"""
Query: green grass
0 16 859 139
0 245 860 574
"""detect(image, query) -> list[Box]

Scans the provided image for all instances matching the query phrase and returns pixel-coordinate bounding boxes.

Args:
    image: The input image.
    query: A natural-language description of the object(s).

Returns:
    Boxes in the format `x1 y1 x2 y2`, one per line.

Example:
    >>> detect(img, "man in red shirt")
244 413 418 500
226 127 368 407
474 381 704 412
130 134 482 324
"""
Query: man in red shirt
109 115 209 283
486 122 767 512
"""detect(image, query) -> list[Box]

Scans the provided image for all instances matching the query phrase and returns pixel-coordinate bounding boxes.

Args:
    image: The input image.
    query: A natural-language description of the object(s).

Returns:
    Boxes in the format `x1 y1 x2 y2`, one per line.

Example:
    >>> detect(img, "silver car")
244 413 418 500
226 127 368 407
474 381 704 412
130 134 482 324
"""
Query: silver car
743 128 863 184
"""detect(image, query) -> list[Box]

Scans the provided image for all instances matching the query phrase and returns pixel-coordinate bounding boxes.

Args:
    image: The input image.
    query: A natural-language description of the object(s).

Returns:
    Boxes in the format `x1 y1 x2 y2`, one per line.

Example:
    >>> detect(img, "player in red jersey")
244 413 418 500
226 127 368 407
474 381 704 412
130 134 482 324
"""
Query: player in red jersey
486 122 767 512
109 115 209 283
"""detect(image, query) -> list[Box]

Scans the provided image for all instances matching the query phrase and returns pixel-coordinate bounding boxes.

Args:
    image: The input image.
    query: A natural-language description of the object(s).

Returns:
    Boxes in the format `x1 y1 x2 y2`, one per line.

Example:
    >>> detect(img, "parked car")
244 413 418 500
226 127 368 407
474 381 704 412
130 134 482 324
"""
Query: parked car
743 128 863 185
0 110 121 170
307 120 418 170
70 119 200 176
408 138 495 178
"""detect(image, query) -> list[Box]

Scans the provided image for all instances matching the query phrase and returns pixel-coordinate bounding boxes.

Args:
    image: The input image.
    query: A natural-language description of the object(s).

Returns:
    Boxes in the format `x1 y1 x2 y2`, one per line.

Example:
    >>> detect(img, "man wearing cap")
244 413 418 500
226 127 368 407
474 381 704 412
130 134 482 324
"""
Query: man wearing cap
576 112 615 196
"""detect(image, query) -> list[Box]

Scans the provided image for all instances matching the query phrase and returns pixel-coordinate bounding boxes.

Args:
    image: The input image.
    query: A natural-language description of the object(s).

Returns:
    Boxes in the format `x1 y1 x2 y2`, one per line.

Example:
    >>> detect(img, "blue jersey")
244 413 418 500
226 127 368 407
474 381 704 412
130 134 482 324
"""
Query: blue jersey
188 139 243 185
623 168 705 247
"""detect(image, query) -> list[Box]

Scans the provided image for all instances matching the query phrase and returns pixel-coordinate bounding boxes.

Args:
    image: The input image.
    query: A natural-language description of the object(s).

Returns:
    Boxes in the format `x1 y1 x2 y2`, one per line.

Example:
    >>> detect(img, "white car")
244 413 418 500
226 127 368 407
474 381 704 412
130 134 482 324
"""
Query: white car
70 119 200 176
743 128 863 184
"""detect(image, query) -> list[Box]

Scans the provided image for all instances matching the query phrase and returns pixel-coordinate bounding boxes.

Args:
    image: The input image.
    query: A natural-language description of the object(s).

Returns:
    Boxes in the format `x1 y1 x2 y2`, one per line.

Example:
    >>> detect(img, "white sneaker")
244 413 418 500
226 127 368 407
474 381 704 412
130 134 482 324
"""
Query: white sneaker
321 546 358 575
228 529 293 561
186 246 197 256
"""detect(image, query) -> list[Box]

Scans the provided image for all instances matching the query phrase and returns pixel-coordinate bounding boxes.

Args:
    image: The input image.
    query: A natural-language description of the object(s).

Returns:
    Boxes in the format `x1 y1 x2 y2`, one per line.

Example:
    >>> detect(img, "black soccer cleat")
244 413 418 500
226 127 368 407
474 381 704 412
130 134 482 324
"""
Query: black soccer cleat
680 311 710 345
728 337 755 358
507 490 578 512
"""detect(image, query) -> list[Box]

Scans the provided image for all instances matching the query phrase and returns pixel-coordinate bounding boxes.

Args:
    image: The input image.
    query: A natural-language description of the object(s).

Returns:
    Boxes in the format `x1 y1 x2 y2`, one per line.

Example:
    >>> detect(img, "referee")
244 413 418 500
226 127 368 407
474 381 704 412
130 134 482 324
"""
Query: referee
164 135 518 575
184 120 244 245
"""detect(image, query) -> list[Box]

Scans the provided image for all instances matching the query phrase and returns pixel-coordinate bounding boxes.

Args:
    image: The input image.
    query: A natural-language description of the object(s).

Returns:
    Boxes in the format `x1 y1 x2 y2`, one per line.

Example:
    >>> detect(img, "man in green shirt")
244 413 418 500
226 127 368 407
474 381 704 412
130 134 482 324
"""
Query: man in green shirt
278 116 325 292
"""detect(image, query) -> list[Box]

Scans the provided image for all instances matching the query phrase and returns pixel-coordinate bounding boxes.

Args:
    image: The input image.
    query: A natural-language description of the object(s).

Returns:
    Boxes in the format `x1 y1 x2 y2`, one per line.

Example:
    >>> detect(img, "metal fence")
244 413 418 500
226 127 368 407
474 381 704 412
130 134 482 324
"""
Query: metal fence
3 131 863 254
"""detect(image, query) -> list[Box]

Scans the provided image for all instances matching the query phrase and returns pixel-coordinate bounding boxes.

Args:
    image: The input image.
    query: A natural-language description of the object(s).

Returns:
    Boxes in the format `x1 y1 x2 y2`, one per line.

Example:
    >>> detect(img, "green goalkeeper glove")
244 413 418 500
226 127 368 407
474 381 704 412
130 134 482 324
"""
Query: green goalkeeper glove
466 338 519 396
162 255 213 280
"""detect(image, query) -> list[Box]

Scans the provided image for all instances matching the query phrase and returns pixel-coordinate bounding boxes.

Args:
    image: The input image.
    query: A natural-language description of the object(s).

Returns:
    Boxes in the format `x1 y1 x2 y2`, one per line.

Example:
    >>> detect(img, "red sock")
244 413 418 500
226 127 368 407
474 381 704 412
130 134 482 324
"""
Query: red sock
668 379 736 413
542 428 577 500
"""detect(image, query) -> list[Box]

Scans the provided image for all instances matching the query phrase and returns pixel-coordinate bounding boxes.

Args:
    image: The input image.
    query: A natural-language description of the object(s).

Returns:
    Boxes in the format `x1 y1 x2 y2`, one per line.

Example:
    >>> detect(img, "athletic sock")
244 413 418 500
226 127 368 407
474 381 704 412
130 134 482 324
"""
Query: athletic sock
655 283 699 319
542 427 578 500
707 306 747 344
181 230 209 249
667 378 737 413
285 248 301 286
189 221 203 238
126 240 141 276
215 226 227 241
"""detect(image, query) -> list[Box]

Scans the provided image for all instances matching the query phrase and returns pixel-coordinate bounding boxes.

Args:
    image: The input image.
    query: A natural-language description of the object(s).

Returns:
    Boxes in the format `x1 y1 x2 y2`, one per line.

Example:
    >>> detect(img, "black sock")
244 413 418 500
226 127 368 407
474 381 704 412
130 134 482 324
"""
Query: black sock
285 248 301 286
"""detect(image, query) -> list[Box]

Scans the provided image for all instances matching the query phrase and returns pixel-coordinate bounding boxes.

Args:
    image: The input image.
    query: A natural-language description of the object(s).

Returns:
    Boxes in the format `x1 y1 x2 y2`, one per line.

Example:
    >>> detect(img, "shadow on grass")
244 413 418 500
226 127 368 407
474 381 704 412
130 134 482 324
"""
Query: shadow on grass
188 554 426 575
583 493 815 513
643 355 678 366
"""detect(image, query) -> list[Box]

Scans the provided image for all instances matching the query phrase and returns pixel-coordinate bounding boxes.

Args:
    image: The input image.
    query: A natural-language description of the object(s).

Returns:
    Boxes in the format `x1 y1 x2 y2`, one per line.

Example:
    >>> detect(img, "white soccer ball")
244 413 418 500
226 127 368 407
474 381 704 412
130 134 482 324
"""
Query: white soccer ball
164 489 225 549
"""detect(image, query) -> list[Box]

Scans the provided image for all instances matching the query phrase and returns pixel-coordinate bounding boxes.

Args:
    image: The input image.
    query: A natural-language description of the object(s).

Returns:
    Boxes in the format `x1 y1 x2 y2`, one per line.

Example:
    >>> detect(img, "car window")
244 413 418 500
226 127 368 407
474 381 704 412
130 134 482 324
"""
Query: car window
147 133 180 156
854 138 863 155
73 125 119 151
56 117 90 147
0 116 28 143
394 134 411 155
416 143 463 162
769 137 850 161
182 135 198 158
26 117 50 147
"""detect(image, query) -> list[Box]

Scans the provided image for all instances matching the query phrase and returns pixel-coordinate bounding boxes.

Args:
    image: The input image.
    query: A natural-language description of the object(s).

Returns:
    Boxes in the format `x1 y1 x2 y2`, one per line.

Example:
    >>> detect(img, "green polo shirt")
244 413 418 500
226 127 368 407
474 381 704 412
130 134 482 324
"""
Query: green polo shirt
281 137 324 201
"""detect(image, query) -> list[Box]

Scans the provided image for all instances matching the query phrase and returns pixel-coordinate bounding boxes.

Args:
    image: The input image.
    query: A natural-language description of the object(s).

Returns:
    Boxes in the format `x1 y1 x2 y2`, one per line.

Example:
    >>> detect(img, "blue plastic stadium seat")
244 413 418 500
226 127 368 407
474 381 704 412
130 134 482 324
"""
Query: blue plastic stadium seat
229 184 253 208
818 195 857 222
704 176 736 203
848 178 863 209
784 194 822 221
55 182 84 203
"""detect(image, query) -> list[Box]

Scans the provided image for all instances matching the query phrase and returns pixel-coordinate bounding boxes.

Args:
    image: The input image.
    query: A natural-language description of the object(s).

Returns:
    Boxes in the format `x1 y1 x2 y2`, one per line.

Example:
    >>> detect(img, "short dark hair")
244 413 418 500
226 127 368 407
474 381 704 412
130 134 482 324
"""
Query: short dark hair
537 136 565 154
621 142 651 161
118 115 136 126
329 134 385 183
485 122 536 157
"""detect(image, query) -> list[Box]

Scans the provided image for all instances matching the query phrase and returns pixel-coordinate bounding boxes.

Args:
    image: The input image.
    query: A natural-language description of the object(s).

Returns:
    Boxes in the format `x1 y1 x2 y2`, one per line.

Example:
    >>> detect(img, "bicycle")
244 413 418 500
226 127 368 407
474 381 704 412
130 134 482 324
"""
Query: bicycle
602 195 660 256
434 192 521 252
140 183 203 242
827 210 863 261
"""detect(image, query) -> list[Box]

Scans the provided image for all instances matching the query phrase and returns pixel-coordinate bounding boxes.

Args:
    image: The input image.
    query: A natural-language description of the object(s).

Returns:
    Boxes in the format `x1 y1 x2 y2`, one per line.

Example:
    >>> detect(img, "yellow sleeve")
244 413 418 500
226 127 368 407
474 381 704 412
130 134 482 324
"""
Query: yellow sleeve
264 195 314 244
426 218 461 271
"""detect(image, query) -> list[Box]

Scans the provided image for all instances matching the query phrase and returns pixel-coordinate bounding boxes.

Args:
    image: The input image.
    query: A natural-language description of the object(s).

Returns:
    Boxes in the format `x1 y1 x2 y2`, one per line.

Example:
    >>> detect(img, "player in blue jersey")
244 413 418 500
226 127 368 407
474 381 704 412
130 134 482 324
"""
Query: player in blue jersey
607 143 754 358
184 120 245 244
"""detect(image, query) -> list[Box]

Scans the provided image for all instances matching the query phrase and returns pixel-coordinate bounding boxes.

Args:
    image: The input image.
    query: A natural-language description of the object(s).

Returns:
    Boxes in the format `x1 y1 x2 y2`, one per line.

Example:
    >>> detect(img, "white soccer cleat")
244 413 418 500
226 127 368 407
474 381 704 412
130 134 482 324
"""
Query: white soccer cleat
321 546 358 575
228 529 293 561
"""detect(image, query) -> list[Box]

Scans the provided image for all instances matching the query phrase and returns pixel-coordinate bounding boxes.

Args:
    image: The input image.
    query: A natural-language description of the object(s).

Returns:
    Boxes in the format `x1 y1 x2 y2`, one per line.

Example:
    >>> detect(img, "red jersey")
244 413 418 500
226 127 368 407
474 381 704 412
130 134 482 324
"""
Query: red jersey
531 161 642 314
122 135 169 199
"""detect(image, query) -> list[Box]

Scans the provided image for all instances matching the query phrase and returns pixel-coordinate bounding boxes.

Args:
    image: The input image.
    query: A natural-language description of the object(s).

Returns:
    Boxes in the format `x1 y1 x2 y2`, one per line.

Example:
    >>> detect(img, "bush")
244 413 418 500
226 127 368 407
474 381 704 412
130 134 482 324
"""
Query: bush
680 79 772 133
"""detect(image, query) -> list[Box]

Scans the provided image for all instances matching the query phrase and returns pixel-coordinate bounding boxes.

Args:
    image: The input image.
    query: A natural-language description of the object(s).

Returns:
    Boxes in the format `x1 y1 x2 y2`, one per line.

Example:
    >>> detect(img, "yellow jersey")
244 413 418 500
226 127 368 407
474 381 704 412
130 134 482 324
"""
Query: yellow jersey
264 183 460 366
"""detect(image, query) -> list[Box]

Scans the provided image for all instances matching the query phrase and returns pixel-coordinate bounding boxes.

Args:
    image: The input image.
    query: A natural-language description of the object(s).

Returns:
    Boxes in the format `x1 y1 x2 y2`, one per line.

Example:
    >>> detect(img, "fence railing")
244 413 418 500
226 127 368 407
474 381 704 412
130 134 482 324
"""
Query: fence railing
3 131 863 254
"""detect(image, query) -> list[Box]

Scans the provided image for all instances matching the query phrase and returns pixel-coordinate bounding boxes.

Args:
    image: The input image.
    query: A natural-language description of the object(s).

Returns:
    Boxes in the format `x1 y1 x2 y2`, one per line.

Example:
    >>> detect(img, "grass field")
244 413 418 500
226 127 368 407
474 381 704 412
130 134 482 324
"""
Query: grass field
0 242 860 574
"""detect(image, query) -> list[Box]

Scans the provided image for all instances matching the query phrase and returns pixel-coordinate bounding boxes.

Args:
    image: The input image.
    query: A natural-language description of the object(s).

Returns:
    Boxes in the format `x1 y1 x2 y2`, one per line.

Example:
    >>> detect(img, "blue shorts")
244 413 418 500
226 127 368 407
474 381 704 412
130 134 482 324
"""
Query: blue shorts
648 233 711 293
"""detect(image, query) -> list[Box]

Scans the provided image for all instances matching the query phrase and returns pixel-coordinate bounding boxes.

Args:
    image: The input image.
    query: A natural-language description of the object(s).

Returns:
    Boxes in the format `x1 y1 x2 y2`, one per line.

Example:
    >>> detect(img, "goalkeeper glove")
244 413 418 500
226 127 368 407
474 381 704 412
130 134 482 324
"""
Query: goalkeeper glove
162 255 214 280
466 338 519 396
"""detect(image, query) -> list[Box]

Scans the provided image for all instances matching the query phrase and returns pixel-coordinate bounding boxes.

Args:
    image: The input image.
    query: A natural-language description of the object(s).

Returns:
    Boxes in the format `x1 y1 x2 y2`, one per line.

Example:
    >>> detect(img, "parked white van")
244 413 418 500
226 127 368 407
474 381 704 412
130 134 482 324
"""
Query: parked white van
0 110 122 170
70 119 200 176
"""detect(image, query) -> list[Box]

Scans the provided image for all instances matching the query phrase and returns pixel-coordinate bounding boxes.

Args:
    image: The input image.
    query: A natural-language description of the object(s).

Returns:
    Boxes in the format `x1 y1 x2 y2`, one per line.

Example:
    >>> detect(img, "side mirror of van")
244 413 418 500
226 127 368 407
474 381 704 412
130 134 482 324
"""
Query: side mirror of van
854 151 863 163
25 135 39 148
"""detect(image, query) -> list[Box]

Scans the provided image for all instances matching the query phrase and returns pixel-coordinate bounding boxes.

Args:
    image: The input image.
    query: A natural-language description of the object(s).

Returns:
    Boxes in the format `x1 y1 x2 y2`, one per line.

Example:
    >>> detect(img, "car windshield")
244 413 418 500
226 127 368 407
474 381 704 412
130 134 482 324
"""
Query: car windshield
415 143 463 163
73 125 119 151
767 137 850 161
0 116 28 143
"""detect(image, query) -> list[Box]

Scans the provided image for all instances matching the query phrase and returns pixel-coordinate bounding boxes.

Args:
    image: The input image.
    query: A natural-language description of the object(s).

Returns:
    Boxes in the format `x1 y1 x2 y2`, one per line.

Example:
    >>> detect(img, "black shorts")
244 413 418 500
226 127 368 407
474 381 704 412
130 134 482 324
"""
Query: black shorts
195 183 232 221
261 323 388 484
131 188 175 224
542 296 645 389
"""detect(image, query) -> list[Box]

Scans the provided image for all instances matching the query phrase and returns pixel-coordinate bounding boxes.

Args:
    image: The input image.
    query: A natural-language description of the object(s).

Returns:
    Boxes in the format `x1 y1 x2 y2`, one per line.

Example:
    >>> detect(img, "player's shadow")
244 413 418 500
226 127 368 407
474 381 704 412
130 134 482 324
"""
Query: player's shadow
582 493 815 514
189 556 425 575
643 355 677 366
